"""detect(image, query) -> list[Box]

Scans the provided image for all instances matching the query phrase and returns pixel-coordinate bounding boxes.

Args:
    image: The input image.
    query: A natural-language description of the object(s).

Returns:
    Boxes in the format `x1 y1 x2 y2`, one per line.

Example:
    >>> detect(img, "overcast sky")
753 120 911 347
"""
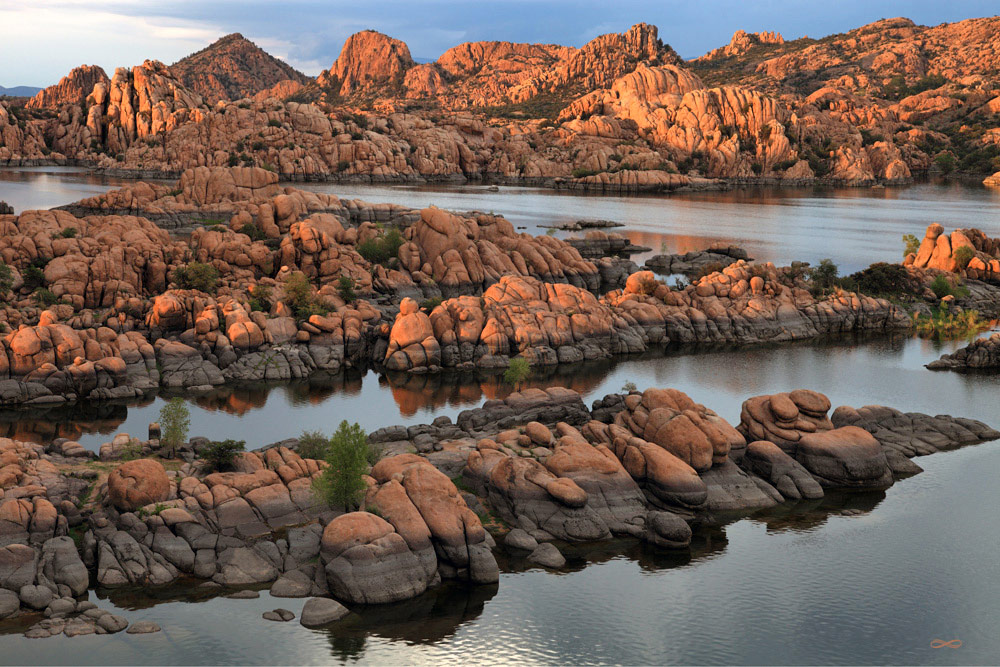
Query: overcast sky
1 0 997 87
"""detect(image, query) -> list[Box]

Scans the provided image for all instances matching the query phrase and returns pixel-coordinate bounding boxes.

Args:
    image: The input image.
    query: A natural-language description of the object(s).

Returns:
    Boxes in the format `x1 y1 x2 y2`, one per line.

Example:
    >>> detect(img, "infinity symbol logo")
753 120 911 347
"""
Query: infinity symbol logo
930 639 963 649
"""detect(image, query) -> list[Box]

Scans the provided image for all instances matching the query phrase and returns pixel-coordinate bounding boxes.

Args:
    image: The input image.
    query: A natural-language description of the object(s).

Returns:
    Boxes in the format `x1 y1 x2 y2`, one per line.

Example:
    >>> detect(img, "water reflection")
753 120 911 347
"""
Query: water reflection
0 166 166 213
3 330 998 452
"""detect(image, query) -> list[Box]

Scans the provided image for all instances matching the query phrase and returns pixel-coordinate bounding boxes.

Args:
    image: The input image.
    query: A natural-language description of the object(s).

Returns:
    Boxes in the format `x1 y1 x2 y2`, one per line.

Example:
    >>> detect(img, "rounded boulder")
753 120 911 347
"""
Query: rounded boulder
107 459 170 511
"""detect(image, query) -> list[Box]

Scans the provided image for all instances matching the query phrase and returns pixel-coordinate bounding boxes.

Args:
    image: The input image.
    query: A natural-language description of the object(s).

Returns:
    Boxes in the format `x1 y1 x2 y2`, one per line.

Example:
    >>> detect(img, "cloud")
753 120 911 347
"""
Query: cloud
1 0 997 86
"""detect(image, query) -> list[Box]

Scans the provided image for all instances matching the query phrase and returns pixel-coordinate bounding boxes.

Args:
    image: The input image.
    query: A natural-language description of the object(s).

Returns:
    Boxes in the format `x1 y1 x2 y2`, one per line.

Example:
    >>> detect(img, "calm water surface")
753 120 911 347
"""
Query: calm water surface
0 169 998 664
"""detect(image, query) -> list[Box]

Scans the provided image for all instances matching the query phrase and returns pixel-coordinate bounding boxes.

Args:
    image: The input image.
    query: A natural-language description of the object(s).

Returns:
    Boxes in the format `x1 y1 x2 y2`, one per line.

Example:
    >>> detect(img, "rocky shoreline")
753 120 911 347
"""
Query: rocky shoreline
0 166 926 408
0 383 995 638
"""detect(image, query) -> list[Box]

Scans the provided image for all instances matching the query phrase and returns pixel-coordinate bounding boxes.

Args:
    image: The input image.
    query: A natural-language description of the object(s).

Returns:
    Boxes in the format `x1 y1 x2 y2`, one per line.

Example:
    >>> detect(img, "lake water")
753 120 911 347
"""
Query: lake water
5 167 1000 273
1 168 999 665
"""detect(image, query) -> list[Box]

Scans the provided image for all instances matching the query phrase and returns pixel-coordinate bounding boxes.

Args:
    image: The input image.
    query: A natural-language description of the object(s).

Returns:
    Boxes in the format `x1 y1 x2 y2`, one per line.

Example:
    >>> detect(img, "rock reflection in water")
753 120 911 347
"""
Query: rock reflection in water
321 581 498 659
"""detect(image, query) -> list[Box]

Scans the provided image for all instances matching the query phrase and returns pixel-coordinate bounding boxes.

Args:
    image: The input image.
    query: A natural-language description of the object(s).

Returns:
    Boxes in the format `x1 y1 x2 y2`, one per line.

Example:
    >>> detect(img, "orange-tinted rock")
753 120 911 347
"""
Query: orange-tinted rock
107 459 170 511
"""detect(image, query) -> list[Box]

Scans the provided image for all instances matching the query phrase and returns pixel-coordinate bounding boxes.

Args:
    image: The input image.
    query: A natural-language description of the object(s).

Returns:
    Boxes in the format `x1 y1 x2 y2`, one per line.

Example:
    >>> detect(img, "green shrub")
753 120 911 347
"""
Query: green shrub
929 274 969 299
420 296 443 313
33 287 58 306
267 119 282 127
848 262 916 297
202 439 245 472
913 308 987 339
23 265 46 290
934 153 956 174
173 262 219 292
0 263 12 296
248 284 272 313
337 275 356 303
336 160 350 172
902 233 921 258
571 167 598 178
59 227 78 239
504 357 531 389
159 397 190 455
953 245 976 269
296 430 329 461
356 227 405 266
239 222 267 242
312 421 369 511
284 273 327 319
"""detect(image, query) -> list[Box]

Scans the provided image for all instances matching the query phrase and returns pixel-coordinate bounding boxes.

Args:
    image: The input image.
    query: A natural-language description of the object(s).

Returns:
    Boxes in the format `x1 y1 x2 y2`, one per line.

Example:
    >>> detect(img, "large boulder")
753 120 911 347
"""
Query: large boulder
738 390 833 455
795 426 894 489
614 388 745 471
321 512 438 604
107 459 170 511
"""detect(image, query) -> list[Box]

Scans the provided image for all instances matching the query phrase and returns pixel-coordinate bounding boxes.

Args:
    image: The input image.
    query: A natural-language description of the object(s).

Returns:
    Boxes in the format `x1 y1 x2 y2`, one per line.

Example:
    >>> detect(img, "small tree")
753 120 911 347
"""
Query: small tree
902 233 921 258
159 397 190 456
0 263 13 297
953 245 976 269
337 275 356 303
313 420 369 512
807 258 840 295
504 357 531 391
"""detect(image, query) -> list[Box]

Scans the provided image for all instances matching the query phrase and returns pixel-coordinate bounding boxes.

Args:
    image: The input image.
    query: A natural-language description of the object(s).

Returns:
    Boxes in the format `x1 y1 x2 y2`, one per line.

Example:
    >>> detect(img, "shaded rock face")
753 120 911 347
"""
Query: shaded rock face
106 459 170 511
644 245 749 277
927 332 1000 371
831 405 1000 457
170 33 312 102
795 426 894 489
321 512 437 605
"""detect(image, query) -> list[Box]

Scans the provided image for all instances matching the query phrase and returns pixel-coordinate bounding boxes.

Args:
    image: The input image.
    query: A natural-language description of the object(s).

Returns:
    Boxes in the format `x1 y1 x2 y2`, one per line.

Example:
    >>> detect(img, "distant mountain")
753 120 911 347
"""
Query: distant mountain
0 85 42 97
171 33 312 102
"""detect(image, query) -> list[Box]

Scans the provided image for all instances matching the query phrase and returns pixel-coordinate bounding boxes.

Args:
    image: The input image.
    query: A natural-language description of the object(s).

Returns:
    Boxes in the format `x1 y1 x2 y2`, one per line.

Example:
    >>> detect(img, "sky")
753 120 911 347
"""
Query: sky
1 0 998 87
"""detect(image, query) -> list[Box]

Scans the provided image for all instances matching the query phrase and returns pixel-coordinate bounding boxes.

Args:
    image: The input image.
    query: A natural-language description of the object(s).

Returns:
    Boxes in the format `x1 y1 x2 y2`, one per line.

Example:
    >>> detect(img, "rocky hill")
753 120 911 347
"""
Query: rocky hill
0 85 42 97
170 33 312 102
308 23 679 113
6 16 1000 184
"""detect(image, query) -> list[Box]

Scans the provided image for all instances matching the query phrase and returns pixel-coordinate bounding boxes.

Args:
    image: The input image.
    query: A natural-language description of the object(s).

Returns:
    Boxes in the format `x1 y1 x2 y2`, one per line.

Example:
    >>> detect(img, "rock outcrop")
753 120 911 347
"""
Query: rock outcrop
926 333 1000 371
170 33 312 102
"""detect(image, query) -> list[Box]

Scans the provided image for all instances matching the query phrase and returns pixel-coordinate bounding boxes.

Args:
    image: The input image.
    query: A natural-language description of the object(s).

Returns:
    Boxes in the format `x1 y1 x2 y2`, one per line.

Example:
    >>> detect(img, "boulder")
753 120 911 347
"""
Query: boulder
796 427 894 489
107 459 170 511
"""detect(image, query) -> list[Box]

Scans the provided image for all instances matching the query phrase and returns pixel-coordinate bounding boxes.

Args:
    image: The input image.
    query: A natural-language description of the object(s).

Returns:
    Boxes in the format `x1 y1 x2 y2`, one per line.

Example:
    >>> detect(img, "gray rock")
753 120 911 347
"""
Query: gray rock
213 547 278 586
45 597 76 618
269 570 313 598
62 617 96 637
643 511 692 548
299 597 349 627
39 537 89 597
262 608 295 622
503 528 538 551
126 620 161 634
97 613 129 633
0 588 20 618
225 589 260 599
19 584 54 610
527 543 566 569
0 544 38 591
